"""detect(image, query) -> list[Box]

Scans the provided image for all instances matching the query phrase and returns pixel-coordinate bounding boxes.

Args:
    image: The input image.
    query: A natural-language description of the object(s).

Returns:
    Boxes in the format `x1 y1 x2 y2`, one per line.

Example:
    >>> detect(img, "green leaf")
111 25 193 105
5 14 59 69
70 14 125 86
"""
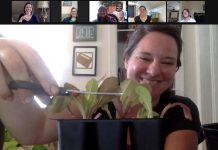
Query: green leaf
4 140 18 149
46 96 72 113
63 82 78 90
85 78 98 102
114 79 154 118
4 130 14 142
98 77 121 105
101 104 113 119
152 111 160 117
32 145 48 150
85 78 98 116
120 79 139 102
72 96 86 119
135 85 152 118
46 82 77 113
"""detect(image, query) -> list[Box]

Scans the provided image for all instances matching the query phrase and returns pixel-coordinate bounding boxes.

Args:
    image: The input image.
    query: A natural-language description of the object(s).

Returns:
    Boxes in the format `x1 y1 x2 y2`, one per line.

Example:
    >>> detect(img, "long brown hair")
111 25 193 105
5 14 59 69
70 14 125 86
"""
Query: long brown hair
23 2 34 15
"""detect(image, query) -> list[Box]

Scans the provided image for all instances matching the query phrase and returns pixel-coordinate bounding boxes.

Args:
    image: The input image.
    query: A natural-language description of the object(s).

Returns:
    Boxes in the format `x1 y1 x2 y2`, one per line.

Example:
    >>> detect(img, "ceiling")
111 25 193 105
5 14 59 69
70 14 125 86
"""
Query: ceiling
167 1 180 10
128 1 166 10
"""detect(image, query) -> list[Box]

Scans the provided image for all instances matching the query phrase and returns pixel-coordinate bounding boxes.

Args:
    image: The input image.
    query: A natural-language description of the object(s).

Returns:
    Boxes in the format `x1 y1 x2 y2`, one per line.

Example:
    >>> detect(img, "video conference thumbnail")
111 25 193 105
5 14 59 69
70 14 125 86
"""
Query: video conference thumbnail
11 1 206 24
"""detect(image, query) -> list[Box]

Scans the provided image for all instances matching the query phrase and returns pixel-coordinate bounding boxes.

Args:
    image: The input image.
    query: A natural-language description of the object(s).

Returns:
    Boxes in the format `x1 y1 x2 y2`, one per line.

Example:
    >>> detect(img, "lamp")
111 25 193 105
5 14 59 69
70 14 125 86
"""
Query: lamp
37 1 49 22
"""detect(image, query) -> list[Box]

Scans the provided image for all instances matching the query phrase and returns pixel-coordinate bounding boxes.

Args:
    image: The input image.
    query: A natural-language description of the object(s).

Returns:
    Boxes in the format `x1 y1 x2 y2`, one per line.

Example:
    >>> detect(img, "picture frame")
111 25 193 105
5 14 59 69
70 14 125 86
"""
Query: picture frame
73 25 97 42
63 1 73 6
72 46 97 76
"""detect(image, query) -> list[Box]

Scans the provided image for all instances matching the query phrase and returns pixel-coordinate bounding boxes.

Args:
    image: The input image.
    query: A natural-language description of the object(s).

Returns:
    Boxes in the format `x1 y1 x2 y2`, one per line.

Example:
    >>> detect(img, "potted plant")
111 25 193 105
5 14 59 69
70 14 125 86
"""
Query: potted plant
46 77 168 150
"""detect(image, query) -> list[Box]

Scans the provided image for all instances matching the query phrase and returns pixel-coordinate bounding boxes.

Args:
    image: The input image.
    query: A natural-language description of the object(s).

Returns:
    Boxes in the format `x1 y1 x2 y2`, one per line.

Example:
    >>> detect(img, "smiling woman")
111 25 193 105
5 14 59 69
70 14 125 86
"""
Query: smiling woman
1 25 218 150
121 25 204 149
17 2 39 23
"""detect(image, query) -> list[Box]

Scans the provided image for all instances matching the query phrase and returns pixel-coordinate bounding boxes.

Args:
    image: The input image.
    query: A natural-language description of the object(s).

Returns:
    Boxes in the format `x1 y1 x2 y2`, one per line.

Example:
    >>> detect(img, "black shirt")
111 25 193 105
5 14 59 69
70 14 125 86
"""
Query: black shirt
134 15 151 23
18 13 39 23
154 93 205 143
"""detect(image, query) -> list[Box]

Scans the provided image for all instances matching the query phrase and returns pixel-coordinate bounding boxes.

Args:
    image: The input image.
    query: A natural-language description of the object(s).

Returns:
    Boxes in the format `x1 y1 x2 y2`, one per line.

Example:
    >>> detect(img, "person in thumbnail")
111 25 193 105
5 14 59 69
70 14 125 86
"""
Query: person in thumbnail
116 10 126 22
134 5 151 23
62 7 78 23
94 5 118 23
180 8 196 23
18 2 39 23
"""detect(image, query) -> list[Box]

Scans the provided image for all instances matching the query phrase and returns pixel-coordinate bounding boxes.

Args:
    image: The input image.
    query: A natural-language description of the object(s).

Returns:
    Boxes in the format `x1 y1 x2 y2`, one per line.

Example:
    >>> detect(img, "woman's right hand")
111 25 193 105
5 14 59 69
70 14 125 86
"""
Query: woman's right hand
0 38 63 144
0 38 59 102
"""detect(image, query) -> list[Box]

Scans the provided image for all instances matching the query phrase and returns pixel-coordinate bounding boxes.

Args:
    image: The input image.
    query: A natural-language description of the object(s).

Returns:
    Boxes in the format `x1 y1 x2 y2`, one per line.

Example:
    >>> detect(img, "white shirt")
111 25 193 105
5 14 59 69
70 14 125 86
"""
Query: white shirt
180 18 196 22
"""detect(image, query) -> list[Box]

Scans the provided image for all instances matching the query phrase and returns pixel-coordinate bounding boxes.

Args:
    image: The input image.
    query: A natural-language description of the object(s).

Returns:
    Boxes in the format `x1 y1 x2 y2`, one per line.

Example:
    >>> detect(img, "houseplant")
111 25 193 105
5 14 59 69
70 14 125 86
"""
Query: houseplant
4 129 50 150
46 77 168 150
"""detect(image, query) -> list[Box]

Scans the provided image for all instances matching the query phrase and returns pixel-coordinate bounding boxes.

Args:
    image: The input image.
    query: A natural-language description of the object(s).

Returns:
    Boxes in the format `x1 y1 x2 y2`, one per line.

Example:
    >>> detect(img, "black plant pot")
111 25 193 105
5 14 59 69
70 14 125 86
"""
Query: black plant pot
57 119 168 150
129 119 167 150
203 123 218 150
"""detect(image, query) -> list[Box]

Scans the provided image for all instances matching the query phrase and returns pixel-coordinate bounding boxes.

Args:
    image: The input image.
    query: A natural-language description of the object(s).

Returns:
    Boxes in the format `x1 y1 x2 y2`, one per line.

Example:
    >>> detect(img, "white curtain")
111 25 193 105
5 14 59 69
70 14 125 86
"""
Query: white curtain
175 25 218 150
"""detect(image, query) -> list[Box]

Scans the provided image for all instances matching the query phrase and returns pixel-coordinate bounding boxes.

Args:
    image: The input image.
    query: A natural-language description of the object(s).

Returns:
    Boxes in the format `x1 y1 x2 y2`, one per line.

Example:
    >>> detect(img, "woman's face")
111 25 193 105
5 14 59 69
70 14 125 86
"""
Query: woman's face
183 10 189 18
125 32 178 101
98 7 107 18
25 4 32 14
139 7 146 15
71 8 77 17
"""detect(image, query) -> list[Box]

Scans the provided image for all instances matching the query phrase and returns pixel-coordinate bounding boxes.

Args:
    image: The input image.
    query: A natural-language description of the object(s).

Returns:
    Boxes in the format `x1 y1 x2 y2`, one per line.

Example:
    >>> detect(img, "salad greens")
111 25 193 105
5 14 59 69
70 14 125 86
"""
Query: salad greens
113 79 153 118
46 77 157 119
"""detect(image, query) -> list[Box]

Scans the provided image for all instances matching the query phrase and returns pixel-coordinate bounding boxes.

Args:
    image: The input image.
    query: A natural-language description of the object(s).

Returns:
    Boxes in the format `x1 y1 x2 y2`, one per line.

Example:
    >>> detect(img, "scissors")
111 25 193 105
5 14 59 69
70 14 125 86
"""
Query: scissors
8 80 123 96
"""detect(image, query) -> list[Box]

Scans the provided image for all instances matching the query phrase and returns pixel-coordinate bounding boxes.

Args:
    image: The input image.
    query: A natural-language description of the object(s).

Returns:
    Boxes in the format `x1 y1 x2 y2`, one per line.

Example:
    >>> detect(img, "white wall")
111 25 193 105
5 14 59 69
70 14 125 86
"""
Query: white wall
0 25 118 90
176 25 218 150
150 4 166 22
179 25 218 123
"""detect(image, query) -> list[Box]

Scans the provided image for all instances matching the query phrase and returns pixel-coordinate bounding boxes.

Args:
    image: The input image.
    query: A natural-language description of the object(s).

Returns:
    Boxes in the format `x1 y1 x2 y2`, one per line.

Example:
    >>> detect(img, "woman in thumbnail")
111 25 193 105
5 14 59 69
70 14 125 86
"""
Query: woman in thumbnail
94 5 118 23
18 2 39 23
134 5 151 23
180 8 196 23
62 7 78 23
116 10 126 22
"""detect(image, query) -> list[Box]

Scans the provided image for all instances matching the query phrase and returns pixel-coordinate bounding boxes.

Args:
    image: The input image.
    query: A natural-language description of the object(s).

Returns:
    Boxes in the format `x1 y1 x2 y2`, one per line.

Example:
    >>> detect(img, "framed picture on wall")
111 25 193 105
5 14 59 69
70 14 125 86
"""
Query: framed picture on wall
72 46 97 76
73 25 97 42
63 1 72 6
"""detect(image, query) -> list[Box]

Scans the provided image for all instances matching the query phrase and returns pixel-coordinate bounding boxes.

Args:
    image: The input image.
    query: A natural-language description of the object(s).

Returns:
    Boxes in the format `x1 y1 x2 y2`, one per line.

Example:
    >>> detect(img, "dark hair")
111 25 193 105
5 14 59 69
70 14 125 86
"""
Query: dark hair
97 5 108 22
139 5 146 10
23 2 33 15
71 7 77 13
70 7 78 19
123 25 182 69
